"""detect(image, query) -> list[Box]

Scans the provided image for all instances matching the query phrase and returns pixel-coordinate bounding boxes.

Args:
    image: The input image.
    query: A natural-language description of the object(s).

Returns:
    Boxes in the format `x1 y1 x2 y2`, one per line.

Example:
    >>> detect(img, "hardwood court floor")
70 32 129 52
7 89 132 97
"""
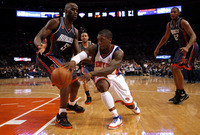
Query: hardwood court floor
0 76 200 135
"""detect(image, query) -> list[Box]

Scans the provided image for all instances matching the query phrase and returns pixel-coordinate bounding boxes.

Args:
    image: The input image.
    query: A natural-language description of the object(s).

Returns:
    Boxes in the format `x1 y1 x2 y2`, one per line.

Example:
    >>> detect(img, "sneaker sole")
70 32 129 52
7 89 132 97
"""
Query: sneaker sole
108 122 123 130
85 101 92 105
55 120 72 129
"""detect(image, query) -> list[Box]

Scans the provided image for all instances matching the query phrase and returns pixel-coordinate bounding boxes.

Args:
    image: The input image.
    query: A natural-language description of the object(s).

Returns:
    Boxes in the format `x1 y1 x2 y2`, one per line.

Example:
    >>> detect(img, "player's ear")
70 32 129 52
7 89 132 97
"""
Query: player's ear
109 38 112 43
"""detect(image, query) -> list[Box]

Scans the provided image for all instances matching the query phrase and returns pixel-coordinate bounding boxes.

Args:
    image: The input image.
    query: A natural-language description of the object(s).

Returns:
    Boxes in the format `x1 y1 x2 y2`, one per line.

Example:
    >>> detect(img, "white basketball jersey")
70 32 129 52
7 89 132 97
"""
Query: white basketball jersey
94 44 121 77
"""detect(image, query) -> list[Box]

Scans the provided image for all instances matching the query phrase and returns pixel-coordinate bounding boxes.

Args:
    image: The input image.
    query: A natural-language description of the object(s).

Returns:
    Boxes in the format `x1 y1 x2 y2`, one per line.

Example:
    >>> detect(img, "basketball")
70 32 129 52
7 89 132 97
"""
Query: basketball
51 67 72 88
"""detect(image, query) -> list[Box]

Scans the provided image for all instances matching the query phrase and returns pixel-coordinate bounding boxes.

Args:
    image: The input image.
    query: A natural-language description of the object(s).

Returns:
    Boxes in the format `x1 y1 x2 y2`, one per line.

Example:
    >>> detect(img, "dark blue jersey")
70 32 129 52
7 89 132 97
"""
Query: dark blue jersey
79 41 94 67
44 17 76 59
169 17 190 47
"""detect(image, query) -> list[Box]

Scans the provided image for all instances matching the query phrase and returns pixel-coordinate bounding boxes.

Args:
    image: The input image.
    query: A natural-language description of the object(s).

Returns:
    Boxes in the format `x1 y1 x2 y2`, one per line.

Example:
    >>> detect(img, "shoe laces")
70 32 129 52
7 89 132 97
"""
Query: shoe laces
112 116 120 123
74 104 82 109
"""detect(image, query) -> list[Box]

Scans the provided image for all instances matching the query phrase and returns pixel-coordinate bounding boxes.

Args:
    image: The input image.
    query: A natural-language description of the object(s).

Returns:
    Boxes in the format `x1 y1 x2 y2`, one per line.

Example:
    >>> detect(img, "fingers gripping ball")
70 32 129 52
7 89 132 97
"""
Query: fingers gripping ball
51 67 72 88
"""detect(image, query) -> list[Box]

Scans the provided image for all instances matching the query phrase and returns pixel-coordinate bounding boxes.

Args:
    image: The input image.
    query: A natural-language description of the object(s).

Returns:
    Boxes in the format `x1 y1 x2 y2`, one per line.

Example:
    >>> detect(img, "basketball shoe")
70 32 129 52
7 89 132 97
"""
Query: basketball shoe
132 101 140 114
108 115 123 129
169 90 189 104
66 103 85 113
85 96 92 105
55 112 72 129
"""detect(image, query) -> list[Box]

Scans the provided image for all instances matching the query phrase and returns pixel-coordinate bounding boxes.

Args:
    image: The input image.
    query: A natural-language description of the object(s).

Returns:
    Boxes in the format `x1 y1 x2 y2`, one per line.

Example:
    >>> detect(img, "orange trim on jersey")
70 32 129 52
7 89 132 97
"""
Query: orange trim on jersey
81 65 86 74
182 31 188 45
48 56 62 66
45 34 54 56
72 77 78 83
101 44 114 58
115 100 134 105
187 42 196 70
36 55 52 74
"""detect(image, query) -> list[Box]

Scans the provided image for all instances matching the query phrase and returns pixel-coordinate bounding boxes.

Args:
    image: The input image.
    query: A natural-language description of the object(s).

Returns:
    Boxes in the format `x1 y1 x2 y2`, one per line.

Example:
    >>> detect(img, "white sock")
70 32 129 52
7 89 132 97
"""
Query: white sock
69 100 76 106
59 108 67 114
101 91 115 109
111 109 119 118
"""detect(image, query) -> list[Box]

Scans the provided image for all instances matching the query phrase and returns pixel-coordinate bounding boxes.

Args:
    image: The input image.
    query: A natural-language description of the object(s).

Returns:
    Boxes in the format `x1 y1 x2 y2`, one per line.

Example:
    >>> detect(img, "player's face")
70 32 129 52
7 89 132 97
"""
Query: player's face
81 33 89 43
65 3 78 21
97 34 112 50
170 8 180 20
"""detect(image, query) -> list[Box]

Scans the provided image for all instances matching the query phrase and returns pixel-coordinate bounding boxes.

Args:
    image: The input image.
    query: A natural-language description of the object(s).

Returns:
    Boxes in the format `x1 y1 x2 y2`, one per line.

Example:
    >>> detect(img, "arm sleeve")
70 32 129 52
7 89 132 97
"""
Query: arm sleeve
71 51 88 65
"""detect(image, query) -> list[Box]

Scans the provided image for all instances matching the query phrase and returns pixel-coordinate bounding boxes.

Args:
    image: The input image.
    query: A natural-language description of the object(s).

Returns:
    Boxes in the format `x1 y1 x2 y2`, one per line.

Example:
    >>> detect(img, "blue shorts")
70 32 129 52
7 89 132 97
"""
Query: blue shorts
80 64 94 80
80 64 94 75
36 52 77 82
172 42 199 70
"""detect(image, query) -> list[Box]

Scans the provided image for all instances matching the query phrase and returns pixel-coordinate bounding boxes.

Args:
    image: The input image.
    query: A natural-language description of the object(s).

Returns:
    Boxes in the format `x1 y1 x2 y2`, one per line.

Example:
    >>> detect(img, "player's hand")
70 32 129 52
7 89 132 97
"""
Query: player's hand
154 48 159 57
180 47 188 54
38 38 47 55
79 72 92 82
62 61 76 71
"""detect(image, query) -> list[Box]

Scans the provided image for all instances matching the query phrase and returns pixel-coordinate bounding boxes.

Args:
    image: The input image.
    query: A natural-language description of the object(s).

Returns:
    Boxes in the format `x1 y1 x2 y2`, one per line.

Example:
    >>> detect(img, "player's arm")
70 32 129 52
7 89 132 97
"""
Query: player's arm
65 44 97 69
179 19 197 54
154 22 171 57
34 18 59 54
82 43 97 63
71 28 80 55
90 48 123 76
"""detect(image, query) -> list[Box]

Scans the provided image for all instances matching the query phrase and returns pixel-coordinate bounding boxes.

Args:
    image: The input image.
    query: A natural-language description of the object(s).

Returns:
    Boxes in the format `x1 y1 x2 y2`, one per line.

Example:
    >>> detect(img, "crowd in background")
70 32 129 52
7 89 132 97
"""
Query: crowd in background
1 54 200 80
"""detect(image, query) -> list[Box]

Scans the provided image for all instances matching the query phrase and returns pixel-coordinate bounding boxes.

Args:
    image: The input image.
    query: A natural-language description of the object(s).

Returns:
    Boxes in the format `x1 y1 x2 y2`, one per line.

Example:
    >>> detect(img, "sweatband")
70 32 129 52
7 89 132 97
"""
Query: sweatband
71 51 88 64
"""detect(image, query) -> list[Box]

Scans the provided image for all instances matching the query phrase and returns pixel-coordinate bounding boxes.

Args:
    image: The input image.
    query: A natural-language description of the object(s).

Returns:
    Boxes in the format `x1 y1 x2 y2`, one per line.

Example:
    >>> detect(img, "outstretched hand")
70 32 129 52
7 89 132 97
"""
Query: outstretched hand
62 61 76 72
79 72 92 82
179 47 188 54
38 38 47 55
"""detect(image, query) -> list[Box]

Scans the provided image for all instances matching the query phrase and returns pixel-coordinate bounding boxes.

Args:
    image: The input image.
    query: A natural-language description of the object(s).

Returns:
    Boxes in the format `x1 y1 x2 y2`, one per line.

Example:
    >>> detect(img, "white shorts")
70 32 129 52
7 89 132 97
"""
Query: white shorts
94 75 134 105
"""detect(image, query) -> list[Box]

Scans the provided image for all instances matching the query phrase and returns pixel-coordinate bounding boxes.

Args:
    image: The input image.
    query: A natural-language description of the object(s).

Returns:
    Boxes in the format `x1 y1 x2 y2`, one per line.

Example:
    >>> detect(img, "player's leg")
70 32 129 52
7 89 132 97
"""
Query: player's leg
36 55 72 128
81 65 92 104
96 78 122 129
83 81 92 104
66 73 85 113
110 75 140 114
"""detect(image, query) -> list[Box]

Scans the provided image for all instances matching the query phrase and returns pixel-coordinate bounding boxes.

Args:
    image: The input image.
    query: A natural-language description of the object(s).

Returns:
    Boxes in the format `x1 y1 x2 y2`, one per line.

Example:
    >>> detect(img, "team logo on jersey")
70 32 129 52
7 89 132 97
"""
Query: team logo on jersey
61 25 64 29
125 97 130 101
171 29 179 41
57 34 73 44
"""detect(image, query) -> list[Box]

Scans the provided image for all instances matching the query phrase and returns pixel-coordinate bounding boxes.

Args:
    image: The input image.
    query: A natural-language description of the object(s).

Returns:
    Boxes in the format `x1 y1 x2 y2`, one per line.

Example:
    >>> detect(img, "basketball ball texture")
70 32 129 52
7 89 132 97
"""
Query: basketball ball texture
51 67 72 88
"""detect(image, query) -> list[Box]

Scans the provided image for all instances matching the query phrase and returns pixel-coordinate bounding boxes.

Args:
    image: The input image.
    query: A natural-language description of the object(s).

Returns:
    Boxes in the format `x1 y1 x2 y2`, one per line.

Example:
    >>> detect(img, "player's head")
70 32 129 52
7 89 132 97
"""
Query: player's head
170 7 180 20
81 32 89 43
97 29 112 50
64 2 78 21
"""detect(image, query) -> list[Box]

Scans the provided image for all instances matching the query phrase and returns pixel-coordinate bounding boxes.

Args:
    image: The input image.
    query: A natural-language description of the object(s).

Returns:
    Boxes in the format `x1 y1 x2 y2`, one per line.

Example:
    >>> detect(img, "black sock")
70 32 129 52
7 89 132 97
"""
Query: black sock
85 91 90 96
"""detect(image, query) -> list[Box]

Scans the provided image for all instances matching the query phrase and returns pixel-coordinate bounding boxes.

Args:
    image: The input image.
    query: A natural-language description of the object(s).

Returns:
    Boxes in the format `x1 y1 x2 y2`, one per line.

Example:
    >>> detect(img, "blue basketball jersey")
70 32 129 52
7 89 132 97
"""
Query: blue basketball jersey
44 17 76 58
170 17 190 47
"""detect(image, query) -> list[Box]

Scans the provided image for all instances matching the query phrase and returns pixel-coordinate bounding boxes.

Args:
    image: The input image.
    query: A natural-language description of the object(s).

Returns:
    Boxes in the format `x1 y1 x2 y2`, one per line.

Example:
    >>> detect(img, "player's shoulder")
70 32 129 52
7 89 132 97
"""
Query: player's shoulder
48 18 60 24
47 18 60 29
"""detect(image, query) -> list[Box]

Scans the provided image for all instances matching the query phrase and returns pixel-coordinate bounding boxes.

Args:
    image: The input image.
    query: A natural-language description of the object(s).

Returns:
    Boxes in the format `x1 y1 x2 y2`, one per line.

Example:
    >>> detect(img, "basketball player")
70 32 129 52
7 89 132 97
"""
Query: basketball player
154 7 199 104
34 3 85 129
79 31 95 104
66 29 140 129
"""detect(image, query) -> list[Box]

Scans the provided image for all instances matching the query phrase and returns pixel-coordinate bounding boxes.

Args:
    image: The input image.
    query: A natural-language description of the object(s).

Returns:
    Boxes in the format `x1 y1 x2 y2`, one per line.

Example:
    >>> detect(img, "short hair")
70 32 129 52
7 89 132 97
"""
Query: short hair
64 2 77 11
172 7 180 12
98 29 112 38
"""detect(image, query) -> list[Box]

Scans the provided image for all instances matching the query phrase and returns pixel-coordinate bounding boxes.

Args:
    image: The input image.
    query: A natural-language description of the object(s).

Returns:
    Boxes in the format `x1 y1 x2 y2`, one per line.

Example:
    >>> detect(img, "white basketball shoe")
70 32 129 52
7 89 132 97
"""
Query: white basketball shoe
108 115 123 129
133 101 140 114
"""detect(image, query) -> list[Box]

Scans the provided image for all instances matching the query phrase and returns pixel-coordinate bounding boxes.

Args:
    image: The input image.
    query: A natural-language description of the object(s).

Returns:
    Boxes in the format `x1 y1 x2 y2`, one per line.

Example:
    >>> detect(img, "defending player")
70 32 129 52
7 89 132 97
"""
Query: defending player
34 3 85 129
